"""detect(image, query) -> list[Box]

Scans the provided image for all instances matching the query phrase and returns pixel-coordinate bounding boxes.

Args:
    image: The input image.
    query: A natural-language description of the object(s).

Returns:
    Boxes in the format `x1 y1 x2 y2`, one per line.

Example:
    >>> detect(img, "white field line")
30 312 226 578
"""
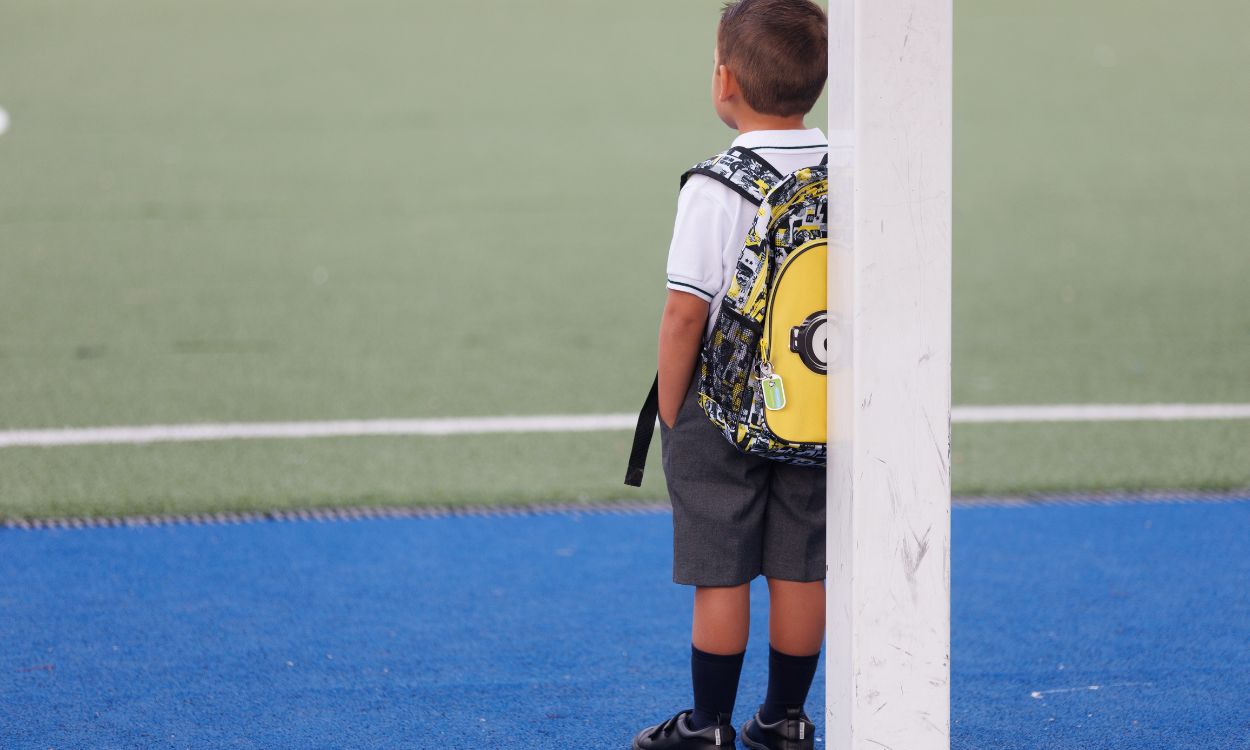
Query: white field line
954 403 1250 424
1030 681 1154 699
1 403 1249 449
0 415 639 448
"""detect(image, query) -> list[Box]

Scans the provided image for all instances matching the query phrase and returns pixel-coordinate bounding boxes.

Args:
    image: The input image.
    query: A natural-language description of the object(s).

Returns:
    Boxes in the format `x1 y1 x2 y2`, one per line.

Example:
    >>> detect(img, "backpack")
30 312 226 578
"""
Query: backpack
625 147 828 487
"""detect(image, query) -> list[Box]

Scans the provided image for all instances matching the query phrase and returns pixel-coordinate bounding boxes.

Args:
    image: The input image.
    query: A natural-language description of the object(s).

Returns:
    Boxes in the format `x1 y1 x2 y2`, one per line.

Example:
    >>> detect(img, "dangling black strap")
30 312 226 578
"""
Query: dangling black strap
623 374 660 487
819 153 828 166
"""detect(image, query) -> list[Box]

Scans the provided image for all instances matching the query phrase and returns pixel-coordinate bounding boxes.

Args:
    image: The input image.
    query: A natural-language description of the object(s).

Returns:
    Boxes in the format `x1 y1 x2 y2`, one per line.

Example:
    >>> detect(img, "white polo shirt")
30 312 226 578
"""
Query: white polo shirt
666 128 828 336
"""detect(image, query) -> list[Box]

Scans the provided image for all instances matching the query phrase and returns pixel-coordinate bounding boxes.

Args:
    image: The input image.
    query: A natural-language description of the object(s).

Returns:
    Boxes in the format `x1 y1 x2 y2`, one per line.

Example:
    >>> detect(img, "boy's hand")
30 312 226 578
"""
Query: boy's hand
657 290 710 428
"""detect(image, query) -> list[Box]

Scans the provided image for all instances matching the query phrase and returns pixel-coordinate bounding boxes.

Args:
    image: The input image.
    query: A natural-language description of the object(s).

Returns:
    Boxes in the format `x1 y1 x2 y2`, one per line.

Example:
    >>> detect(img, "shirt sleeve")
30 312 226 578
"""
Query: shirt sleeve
664 175 733 302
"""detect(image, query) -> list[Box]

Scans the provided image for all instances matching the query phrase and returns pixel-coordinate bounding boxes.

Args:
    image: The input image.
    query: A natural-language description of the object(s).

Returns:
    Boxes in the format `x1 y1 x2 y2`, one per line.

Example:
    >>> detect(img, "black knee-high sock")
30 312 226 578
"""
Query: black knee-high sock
759 645 820 724
688 645 745 730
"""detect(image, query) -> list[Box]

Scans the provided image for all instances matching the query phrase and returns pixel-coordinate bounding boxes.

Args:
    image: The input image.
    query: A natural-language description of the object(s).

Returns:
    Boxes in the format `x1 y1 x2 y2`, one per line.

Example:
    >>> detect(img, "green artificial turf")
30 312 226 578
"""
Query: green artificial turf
1 0 1248 518
954 0 1250 406
953 420 1250 496
0 432 667 521
0 0 759 428
2 420 1248 521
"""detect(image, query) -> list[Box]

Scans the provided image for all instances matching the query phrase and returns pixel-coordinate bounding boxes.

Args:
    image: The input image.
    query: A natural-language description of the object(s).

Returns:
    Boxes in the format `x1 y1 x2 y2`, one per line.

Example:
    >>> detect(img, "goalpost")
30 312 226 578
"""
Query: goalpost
825 0 952 748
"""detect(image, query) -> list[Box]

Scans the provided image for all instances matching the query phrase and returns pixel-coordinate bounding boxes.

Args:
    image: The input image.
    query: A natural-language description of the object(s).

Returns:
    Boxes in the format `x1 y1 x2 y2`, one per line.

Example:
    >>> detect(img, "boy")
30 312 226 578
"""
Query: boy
632 2 828 749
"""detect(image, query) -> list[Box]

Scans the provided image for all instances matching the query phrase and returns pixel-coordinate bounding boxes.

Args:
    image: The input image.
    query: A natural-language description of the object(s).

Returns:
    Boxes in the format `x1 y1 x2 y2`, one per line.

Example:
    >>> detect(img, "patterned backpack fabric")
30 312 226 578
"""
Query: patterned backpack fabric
693 149 828 466
624 147 827 487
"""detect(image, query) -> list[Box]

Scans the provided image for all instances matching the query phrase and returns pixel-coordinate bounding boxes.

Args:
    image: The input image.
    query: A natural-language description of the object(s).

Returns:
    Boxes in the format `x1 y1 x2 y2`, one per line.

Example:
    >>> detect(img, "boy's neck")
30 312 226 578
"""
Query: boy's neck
734 112 808 135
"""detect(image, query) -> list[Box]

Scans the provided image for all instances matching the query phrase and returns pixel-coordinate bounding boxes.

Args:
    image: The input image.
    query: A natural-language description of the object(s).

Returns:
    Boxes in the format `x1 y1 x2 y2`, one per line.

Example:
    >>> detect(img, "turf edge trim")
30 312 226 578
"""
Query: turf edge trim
2 490 1249 530
0 500 674 530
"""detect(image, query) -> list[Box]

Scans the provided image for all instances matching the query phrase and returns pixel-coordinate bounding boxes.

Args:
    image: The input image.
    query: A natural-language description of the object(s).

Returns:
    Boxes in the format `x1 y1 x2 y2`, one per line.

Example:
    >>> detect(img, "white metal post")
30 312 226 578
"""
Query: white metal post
825 0 953 748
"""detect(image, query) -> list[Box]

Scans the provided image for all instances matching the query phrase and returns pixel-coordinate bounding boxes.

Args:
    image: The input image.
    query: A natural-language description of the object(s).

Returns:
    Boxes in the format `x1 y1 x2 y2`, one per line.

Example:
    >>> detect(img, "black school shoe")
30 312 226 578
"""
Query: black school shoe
632 709 735 749
739 707 815 750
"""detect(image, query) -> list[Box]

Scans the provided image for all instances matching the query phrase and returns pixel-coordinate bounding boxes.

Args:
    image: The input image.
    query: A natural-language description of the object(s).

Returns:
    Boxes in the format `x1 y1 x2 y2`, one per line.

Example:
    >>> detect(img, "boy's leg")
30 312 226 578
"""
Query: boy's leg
754 462 826 727
645 377 770 745
692 583 751 653
766 579 824 655
687 583 751 730
760 578 824 724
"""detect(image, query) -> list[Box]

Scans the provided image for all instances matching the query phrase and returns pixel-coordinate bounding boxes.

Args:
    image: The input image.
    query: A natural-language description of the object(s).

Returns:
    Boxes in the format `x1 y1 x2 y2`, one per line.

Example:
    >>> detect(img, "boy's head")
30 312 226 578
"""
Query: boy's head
713 0 827 128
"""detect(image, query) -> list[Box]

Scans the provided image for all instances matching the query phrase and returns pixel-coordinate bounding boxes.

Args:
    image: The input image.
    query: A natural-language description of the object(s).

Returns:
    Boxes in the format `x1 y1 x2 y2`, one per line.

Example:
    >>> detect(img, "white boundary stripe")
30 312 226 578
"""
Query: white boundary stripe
0 415 638 448
1 403 1249 448
954 403 1250 424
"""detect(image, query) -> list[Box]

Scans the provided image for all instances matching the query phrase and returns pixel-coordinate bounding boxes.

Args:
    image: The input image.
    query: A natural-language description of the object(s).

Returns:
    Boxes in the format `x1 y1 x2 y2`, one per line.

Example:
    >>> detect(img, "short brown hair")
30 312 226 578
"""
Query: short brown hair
717 0 828 117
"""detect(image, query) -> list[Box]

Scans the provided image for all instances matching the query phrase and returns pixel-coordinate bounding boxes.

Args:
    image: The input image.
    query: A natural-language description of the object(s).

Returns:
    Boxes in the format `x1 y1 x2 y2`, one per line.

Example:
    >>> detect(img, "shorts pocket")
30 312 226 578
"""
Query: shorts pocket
660 379 698 433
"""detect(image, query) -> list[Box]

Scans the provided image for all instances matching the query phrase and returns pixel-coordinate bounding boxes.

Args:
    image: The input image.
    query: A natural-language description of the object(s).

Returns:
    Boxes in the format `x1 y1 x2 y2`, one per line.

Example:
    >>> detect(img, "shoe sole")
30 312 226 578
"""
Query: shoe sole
633 723 736 749
633 730 733 749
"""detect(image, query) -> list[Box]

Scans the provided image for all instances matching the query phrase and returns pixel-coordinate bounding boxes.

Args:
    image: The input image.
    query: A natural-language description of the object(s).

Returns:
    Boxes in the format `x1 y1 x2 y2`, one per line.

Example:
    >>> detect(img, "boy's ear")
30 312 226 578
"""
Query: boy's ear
716 64 739 102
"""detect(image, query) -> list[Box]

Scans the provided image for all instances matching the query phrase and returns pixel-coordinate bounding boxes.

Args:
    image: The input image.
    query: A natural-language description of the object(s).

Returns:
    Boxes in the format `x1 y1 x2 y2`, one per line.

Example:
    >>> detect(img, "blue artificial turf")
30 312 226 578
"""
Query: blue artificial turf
953 499 1250 749
1 497 1248 749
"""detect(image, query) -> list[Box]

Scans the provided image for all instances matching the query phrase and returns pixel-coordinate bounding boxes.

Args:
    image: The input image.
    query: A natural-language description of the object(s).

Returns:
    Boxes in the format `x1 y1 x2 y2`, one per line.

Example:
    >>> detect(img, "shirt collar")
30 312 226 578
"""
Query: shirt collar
731 127 827 150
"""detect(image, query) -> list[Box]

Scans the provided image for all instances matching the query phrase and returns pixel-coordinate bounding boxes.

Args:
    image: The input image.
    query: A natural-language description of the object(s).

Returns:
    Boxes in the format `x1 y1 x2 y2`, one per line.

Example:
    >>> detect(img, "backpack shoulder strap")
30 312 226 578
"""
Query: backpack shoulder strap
679 146 782 206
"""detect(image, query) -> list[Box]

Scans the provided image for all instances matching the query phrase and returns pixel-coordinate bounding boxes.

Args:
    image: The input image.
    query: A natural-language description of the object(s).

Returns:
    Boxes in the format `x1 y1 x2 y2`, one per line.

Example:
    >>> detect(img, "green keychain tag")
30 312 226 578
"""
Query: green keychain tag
761 374 786 411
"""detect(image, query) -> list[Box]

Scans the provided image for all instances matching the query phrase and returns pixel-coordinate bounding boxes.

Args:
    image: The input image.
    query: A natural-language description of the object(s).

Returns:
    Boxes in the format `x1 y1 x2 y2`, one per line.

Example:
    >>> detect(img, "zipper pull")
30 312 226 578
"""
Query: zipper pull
759 362 786 411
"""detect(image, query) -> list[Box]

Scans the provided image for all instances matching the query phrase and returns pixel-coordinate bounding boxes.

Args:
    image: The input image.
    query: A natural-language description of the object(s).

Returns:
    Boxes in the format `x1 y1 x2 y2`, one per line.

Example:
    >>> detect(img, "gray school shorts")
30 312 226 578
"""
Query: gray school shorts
659 380 826 587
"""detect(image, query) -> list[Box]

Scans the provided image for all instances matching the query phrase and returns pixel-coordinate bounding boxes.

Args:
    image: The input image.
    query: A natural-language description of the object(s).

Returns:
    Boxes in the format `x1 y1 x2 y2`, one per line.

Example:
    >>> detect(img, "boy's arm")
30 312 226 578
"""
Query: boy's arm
657 290 710 428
